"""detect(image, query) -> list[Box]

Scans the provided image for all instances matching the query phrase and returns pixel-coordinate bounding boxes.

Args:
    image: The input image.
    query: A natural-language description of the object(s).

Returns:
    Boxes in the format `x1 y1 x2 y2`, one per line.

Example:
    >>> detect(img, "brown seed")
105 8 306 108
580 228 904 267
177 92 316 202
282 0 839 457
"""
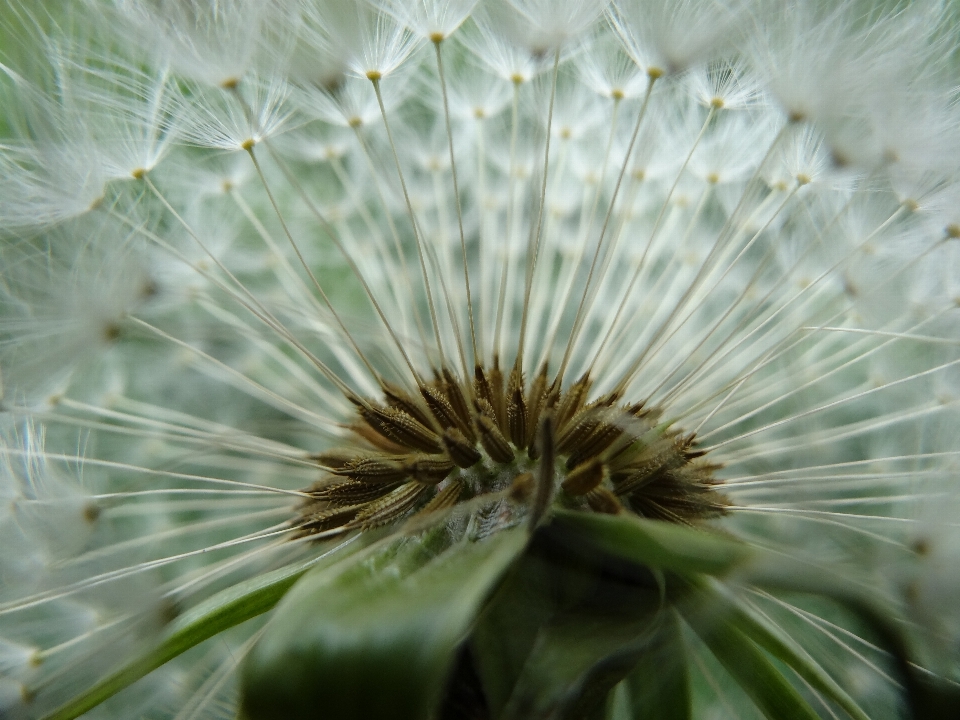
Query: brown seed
335 456 409 484
382 382 435 429
565 416 624 469
312 449 357 470
474 364 497 423
606 430 677 474
297 504 362 535
474 396 496 419
420 385 457 429
442 428 483 468
585 487 622 515
422 384 464 433
477 414 514 463
524 365 550 450
349 422 409 453
555 404 603 455
296 363 727 539
488 362 507 432
613 450 680 496
404 455 455 484
353 482 433 528
414 478 465 517
507 383 527 450
505 364 527 448
308 479 402 505
554 374 591 428
359 405 443 454
441 368 474 438
561 458 605 496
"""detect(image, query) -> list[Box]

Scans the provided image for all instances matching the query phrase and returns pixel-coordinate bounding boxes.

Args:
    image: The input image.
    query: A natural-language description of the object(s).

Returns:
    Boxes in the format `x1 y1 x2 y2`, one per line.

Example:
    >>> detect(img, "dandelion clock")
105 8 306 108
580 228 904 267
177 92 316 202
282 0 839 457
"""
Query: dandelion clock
1 1 960 718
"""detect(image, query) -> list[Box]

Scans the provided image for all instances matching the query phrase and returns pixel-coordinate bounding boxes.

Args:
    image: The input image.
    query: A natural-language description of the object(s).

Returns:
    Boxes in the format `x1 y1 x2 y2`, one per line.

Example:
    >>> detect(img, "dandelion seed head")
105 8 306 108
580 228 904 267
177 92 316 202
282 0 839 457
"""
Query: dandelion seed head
1 0 960 717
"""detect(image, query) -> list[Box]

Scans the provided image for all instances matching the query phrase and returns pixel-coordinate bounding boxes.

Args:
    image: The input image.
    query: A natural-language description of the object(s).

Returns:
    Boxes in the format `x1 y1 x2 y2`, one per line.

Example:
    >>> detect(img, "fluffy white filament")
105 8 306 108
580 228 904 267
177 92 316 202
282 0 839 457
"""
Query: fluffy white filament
1 0 959 718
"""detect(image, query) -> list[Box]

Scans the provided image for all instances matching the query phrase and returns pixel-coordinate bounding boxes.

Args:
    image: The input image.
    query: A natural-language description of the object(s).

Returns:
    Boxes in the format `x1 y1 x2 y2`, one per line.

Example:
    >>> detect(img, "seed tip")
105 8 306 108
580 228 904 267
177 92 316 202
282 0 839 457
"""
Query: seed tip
83 502 101 523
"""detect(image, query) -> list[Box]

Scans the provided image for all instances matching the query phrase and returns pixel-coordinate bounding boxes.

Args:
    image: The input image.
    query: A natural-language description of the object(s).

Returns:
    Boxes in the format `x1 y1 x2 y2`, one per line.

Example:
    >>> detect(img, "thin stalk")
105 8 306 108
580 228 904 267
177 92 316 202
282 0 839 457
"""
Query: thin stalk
246 147 382 384
493 79 523 363
515 48 561 371
370 74 451 371
435 38 478 368
557 78 657 382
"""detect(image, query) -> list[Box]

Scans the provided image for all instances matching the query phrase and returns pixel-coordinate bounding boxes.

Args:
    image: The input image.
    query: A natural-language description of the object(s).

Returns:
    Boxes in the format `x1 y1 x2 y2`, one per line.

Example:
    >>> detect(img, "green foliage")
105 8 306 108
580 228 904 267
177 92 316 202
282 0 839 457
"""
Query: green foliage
37 510 939 720
240 529 527 720
685 611 822 720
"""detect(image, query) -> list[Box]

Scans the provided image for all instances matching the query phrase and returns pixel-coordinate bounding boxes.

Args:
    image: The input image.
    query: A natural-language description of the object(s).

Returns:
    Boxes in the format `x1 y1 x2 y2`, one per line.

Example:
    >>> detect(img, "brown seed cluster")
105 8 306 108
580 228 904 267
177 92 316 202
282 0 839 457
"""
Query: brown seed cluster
295 364 727 538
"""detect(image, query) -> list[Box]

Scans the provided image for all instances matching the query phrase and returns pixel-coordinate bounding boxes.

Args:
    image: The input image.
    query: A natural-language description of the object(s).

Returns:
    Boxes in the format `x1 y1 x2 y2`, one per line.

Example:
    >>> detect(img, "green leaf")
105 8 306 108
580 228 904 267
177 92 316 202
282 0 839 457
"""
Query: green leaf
549 509 751 577
683 607 822 720
623 609 691 720
470 525 665 720
743 564 960 720
240 528 527 720
38 545 357 720
496 611 662 720
702 582 870 720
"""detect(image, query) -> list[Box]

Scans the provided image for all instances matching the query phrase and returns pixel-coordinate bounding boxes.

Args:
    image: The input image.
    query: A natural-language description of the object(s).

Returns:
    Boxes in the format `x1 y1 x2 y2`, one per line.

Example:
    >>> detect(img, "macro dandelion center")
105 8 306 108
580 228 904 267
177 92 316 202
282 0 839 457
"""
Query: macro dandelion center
1 1 960 719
